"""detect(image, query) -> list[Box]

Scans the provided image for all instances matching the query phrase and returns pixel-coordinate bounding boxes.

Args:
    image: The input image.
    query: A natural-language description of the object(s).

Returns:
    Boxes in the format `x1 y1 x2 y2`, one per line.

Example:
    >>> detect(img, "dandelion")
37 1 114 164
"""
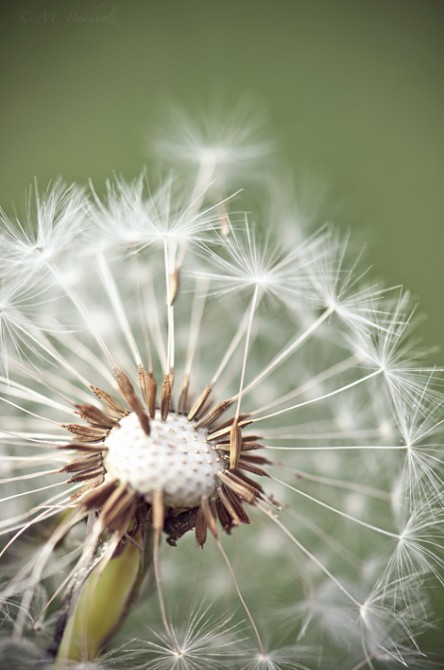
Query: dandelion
0 118 443 670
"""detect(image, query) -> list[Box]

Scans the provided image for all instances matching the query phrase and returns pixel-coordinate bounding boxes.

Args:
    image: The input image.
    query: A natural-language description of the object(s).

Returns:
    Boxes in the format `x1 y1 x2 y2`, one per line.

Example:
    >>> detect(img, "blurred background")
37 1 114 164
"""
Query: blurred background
0 0 443 658
1 0 443 357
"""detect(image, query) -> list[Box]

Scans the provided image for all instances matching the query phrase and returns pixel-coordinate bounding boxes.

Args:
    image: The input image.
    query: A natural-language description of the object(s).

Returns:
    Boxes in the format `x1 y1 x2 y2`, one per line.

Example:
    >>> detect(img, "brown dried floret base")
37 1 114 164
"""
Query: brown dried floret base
59 365 277 549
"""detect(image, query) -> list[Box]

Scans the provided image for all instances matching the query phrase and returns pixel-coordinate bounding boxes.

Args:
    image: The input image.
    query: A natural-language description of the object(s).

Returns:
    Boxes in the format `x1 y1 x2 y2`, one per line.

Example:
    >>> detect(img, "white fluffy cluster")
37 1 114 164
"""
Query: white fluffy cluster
0 110 443 670
104 412 223 508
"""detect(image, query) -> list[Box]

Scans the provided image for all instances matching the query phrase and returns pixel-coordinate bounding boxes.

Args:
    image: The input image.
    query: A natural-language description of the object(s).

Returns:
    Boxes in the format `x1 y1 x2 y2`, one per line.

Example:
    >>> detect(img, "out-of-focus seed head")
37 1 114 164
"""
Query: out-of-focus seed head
0 113 443 670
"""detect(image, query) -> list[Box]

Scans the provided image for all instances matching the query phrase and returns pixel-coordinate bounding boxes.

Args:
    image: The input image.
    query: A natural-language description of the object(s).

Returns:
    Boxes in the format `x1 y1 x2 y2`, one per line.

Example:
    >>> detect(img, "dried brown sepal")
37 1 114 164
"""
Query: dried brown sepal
237 458 270 478
67 467 105 484
229 417 242 470
63 424 109 443
80 479 118 509
215 441 261 453
206 418 252 443
99 483 130 529
196 397 214 421
210 497 219 524
200 496 218 539
138 366 157 419
221 485 250 524
136 411 151 436
239 453 271 465
74 404 117 429
187 384 212 422
195 399 234 429
231 469 279 507
232 468 266 495
177 374 190 415
114 498 138 539
160 369 174 421
211 412 250 433
71 474 105 500
58 443 107 453
114 369 141 408
241 434 262 444
115 368 150 435
90 385 129 420
106 491 137 534
168 266 181 306
62 454 102 474
195 506 207 547
219 471 258 504
240 440 263 451
216 486 240 526
215 497 232 531
151 489 165 531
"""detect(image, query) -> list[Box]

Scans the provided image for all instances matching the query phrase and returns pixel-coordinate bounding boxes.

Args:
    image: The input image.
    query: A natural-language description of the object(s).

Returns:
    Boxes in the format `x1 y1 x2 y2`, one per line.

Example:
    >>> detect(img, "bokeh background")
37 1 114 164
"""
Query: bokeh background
1 0 443 660
1 0 444 355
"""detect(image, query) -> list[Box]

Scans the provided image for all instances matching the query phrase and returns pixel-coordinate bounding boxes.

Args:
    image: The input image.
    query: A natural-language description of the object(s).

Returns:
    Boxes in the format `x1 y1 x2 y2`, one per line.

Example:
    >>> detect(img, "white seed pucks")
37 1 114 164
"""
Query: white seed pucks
103 411 224 508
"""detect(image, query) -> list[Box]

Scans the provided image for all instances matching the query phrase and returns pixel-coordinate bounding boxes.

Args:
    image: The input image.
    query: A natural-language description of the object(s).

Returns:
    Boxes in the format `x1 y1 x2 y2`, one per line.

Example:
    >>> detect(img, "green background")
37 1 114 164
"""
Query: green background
0 0 443 661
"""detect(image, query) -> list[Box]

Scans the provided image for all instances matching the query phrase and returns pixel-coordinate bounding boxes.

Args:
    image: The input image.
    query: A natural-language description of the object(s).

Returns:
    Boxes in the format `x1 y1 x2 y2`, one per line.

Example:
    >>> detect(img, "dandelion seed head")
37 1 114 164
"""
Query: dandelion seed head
152 102 273 191
89 175 224 256
0 181 87 278
0 115 443 670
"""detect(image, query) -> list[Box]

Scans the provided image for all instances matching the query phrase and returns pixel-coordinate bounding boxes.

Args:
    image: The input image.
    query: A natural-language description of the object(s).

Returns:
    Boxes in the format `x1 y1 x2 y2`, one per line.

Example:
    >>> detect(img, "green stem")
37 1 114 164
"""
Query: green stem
56 525 152 663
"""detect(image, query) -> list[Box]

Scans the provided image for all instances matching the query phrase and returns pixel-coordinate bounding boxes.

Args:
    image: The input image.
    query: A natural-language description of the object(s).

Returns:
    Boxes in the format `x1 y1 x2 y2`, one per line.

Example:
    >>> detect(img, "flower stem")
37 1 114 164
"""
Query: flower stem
55 523 153 663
